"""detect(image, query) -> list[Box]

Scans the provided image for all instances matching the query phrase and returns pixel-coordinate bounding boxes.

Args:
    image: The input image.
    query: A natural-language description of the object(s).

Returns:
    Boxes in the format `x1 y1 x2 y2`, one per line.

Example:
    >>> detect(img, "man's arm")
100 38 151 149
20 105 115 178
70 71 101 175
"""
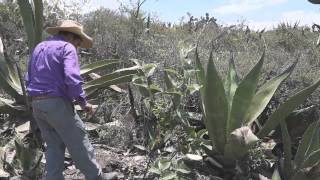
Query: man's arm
62 43 88 109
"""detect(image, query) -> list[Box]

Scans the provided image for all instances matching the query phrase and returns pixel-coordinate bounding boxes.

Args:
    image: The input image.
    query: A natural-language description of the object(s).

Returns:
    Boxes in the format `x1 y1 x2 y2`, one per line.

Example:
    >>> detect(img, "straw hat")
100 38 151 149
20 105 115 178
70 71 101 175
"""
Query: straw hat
46 20 93 48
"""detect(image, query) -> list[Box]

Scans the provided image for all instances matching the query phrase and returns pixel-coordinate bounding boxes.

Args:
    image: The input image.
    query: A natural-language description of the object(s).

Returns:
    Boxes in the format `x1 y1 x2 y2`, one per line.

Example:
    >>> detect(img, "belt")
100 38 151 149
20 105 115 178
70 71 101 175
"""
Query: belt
32 95 57 101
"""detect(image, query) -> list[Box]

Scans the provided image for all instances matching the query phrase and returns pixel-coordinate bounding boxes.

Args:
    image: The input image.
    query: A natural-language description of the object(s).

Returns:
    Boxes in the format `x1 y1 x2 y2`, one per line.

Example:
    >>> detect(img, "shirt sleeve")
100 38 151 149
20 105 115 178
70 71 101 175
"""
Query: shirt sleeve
62 43 87 108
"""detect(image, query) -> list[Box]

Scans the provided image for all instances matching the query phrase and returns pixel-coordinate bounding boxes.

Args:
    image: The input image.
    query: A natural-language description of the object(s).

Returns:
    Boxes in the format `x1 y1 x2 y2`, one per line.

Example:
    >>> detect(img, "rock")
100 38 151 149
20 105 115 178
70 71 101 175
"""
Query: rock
102 172 124 180
0 169 9 178
133 155 145 162
84 122 100 131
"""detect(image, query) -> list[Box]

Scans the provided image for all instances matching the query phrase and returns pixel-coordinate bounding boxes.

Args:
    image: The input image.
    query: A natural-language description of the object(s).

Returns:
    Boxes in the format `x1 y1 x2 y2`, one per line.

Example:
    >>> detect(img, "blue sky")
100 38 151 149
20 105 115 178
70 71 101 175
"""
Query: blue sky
87 0 320 30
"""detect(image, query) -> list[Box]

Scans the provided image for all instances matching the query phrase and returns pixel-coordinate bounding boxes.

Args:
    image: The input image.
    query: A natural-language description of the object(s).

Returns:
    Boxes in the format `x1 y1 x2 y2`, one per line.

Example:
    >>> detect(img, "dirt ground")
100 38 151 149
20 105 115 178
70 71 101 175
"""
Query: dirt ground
63 145 148 180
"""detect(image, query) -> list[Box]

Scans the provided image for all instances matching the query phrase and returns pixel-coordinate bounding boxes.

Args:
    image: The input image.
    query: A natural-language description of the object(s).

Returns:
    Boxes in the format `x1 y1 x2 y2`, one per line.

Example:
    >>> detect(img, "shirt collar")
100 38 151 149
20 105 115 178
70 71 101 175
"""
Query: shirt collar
49 34 67 41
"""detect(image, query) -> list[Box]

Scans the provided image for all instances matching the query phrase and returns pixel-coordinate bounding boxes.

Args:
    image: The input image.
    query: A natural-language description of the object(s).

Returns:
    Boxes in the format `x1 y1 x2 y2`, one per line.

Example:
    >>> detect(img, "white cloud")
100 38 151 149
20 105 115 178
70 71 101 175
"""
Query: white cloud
281 10 320 26
98 0 121 10
84 0 121 13
214 0 288 15
247 20 278 30
219 19 277 31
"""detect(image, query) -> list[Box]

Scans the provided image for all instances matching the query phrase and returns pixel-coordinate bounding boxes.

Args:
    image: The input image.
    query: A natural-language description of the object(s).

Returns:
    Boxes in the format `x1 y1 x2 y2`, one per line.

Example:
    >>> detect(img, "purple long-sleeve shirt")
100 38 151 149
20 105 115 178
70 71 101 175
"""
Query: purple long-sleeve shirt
26 35 87 108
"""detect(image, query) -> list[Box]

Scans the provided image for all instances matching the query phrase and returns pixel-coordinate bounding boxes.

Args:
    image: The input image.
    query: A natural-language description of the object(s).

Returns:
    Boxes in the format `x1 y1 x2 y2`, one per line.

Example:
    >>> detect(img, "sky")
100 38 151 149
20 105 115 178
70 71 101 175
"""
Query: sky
86 0 320 30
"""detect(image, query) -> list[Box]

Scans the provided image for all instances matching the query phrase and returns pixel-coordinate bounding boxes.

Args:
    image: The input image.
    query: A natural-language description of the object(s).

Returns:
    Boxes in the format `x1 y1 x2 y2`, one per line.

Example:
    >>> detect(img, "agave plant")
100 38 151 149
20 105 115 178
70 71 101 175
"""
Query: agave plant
0 136 43 179
0 36 25 114
272 119 320 180
0 0 44 115
195 48 320 165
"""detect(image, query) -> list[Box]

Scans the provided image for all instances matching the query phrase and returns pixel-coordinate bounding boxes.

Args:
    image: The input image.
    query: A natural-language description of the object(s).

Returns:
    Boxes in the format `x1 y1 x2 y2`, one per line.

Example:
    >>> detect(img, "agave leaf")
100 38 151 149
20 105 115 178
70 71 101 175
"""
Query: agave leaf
307 127 320 158
0 37 20 86
163 68 179 76
133 63 159 96
84 66 142 89
162 91 181 110
187 83 201 94
129 58 141 66
224 54 239 106
195 48 205 86
195 48 206 118
204 51 228 153
295 121 320 168
160 172 176 180
224 54 239 136
15 139 33 170
143 64 157 77
228 52 264 135
149 85 162 94
0 97 26 114
80 60 120 75
244 61 296 125
176 168 191 174
301 149 320 168
33 0 43 47
84 74 136 96
17 0 35 50
133 76 151 97
158 159 171 171
0 37 22 99
163 71 181 109
163 71 176 90
87 72 127 94
271 168 282 180
0 71 22 100
280 121 293 179
258 78 320 138
291 171 314 180
149 166 161 175
14 139 42 172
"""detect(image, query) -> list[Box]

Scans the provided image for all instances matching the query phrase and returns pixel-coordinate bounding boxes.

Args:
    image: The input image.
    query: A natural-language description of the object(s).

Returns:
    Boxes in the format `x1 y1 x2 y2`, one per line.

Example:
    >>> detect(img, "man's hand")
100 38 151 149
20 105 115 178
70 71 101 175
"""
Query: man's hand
84 103 94 115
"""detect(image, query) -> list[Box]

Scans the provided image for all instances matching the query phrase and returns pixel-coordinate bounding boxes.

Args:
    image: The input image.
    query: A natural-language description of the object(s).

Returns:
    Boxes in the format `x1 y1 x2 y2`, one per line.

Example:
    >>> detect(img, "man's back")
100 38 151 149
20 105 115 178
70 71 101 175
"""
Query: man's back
27 35 82 103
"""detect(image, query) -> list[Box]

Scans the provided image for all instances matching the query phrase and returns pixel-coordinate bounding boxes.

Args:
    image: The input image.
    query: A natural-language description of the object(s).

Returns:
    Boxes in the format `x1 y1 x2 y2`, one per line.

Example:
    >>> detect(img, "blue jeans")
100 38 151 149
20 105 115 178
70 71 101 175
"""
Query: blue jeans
32 97 101 180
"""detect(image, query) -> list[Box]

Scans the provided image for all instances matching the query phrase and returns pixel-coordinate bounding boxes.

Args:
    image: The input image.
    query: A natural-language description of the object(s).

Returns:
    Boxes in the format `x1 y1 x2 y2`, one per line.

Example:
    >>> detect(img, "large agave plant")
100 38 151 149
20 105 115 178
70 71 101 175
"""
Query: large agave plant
195 48 320 163
0 0 44 115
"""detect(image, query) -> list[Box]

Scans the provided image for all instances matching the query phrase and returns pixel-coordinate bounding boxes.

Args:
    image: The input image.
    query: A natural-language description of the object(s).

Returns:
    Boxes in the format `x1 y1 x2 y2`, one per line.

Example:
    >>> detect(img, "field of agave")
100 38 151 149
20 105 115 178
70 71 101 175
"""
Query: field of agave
0 0 320 179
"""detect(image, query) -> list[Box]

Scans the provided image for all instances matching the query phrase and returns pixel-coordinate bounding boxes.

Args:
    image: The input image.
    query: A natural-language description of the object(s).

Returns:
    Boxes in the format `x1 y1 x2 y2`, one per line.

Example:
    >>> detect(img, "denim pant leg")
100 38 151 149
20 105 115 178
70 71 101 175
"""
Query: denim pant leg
32 98 101 180
65 113 102 180
32 102 66 180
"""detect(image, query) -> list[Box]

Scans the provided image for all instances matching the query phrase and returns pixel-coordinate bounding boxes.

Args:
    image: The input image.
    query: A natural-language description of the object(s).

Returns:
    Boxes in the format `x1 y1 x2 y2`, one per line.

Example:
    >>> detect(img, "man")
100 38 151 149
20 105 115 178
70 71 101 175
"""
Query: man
26 20 114 180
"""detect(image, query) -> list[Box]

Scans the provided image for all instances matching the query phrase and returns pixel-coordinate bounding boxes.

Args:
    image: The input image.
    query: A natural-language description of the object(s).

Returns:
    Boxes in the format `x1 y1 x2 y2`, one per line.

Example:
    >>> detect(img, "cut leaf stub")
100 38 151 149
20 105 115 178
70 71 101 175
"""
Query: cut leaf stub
224 127 259 160
230 126 259 146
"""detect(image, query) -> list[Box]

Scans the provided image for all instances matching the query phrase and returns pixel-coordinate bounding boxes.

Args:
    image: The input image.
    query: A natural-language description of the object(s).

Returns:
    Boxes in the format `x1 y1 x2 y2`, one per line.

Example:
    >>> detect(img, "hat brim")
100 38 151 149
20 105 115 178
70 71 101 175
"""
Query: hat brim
46 27 93 48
